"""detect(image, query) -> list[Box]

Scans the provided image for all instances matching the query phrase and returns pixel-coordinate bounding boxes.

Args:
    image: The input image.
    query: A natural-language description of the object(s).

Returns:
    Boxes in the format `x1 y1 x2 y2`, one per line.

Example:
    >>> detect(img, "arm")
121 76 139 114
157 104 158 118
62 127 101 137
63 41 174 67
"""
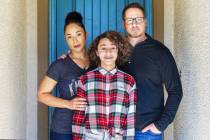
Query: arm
123 83 137 139
154 48 183 131
37 76 86 110
72 80 86 140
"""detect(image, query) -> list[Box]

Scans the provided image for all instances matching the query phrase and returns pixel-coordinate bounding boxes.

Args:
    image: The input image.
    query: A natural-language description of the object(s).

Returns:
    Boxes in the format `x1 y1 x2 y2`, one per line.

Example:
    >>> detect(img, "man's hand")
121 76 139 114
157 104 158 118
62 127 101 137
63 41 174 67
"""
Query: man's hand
60 54 67 59
142 123 161 134
60 50 70 59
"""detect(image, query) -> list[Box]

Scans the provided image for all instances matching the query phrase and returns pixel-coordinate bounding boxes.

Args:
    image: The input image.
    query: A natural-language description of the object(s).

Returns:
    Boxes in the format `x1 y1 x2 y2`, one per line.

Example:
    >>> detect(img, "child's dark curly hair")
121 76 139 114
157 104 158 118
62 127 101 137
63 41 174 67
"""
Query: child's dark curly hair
88 31 132 67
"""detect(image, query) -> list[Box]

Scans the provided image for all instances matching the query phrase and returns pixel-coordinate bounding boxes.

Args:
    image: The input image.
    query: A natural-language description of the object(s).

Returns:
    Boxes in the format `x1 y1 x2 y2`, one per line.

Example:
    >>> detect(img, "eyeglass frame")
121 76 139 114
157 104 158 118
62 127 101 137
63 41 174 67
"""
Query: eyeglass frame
124 17 145 25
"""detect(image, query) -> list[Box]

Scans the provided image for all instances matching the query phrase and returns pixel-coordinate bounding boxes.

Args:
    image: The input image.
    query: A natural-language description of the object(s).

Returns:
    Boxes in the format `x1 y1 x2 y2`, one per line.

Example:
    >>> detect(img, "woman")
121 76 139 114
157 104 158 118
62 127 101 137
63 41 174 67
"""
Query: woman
37 11 89 140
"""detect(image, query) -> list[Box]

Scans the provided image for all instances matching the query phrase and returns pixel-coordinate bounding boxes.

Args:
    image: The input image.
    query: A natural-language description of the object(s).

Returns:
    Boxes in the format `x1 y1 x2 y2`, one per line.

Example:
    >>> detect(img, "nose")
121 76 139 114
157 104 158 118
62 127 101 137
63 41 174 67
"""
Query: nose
131 22 138 27
72 37 78 44
107 49 113 53
104 50 114 58
104 52 112 58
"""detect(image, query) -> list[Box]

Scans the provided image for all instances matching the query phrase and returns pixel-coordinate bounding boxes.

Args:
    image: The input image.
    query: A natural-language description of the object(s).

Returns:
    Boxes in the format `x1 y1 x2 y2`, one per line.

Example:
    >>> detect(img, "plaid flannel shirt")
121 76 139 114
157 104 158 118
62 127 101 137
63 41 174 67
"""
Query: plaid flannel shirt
72 67 137 140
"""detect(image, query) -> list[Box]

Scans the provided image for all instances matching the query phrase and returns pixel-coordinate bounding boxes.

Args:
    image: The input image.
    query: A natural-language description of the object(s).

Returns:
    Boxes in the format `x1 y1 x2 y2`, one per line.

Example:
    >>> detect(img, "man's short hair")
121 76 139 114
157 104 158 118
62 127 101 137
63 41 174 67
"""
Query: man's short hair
122 2 145 20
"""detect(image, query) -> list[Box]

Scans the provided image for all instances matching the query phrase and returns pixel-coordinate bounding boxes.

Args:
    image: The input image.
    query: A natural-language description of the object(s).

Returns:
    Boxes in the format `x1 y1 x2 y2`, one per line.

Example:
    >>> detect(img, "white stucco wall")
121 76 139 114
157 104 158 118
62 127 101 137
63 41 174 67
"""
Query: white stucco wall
26 0 38 140
173 0 210 139
0 0 37 139
0 0 26 139
164 1 175 140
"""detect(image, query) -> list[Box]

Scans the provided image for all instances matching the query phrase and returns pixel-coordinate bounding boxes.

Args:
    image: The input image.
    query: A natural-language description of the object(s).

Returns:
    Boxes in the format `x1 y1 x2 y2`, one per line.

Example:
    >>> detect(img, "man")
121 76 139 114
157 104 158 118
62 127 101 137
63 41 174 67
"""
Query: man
120 3 183 140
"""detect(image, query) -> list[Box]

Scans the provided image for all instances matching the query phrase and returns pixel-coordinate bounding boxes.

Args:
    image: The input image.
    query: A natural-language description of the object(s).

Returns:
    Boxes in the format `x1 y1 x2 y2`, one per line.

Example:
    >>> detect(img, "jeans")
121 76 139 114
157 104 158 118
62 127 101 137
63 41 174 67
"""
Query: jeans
50 130 73 140
134 131 163 140
84 131 122 140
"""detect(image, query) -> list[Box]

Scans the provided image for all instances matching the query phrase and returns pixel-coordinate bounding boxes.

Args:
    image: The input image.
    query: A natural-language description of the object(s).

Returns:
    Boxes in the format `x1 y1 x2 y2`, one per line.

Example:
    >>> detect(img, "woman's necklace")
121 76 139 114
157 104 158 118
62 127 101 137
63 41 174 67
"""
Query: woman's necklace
69 53 89 69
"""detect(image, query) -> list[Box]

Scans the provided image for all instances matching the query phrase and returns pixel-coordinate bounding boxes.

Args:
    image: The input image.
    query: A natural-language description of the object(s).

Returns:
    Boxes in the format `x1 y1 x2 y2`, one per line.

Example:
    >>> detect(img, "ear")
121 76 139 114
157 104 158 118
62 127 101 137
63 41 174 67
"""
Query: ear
64 34 67 42
85 32 88 39
122 20 126 30
144 18 147 24
96 50 99 57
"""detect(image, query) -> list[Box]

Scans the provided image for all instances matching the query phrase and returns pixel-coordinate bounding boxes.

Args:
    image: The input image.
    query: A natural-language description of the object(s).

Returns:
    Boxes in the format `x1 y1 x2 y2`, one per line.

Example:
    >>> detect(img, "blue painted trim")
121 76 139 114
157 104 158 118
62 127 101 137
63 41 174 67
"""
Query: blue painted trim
49 0 57 64
56 0 72 57
116 0 126 34
100 0 109 33
49 1 57 139
145 0 153 36
76 0 85 16
108 0 117 30
84 0 93 47
138 0 145 5
92 0 100 39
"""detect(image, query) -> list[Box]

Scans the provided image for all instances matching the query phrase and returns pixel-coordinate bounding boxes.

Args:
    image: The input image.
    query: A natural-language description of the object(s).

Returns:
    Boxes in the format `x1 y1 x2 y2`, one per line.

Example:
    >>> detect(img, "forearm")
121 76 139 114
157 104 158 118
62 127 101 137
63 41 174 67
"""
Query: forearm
154 88 183 131
125 96 136 137
124 84 136 138
37 92 70 109
158 48 183 131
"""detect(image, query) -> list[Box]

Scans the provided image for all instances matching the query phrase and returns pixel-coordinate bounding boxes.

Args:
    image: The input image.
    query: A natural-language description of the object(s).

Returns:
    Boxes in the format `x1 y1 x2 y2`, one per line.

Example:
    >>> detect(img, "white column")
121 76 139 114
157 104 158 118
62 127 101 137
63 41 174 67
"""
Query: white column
174 0 210 139
164 0 175 139
0 0 27 139
0 0 38 139
26 0 38 140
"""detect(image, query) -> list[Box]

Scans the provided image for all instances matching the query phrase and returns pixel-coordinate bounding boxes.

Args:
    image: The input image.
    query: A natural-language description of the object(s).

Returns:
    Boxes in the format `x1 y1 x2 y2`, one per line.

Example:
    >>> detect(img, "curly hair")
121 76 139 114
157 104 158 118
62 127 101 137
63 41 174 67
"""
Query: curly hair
88 31 132 67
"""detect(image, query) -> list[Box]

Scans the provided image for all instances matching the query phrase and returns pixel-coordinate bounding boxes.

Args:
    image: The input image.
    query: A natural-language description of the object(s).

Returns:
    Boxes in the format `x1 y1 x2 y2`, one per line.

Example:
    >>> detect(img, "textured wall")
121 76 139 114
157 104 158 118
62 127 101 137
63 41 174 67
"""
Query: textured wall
164 0 175 54
164 1 176 140
0 0 38 139
0 0 26 139
164 0 176 140
174 0 210 139
26 0 38 140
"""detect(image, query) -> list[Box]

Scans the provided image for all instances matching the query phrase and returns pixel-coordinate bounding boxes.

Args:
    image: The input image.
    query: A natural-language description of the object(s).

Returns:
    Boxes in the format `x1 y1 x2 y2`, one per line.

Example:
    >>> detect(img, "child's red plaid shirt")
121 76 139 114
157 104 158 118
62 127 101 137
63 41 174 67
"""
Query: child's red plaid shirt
72 67 137 140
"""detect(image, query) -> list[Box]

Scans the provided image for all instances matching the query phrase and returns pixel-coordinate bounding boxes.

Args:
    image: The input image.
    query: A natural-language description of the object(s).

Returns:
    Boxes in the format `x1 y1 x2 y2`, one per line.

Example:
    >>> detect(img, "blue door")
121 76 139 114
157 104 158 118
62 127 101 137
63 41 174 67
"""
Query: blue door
49 0 152 137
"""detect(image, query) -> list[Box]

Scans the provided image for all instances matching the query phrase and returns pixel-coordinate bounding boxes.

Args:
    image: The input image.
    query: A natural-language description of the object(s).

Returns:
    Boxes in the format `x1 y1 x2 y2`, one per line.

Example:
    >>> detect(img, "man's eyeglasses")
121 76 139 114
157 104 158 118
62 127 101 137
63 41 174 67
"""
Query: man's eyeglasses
124 17 145 25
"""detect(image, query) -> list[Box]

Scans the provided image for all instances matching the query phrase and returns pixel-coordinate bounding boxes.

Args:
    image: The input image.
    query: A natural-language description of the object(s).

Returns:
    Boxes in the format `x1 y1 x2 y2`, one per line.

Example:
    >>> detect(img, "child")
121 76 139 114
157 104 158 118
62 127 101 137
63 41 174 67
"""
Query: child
72 31 137 140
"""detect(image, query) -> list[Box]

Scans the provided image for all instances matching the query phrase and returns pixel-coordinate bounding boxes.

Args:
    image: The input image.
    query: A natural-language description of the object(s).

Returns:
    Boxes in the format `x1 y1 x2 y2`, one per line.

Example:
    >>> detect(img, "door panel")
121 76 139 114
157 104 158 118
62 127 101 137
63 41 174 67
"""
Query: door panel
50 0 152 59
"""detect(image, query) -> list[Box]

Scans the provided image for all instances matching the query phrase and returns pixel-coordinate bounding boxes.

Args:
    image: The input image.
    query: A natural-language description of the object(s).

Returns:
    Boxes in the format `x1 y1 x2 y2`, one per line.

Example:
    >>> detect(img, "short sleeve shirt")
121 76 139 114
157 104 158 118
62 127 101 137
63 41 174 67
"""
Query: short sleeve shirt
46 55 89 134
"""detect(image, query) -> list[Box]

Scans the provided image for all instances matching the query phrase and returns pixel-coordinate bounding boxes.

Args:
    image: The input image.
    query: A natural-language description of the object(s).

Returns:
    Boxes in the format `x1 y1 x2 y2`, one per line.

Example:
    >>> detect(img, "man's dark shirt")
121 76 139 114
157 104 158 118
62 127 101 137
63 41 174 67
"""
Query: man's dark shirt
119 34 183 131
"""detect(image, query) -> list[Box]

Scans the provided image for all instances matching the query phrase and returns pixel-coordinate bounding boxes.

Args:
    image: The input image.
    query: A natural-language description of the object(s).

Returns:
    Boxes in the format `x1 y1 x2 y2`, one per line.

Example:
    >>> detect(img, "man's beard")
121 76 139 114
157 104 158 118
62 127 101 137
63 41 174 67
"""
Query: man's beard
127 32 142 38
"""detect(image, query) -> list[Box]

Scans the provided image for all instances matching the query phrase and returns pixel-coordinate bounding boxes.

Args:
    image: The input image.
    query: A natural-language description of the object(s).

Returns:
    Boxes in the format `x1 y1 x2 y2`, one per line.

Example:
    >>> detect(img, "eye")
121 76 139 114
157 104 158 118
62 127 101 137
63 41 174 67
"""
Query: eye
111 44 117 48
136 17 144 23
67 36 72 39
77 33 82 36
101 47 106 50
126 19 133 24
111 47 117 51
